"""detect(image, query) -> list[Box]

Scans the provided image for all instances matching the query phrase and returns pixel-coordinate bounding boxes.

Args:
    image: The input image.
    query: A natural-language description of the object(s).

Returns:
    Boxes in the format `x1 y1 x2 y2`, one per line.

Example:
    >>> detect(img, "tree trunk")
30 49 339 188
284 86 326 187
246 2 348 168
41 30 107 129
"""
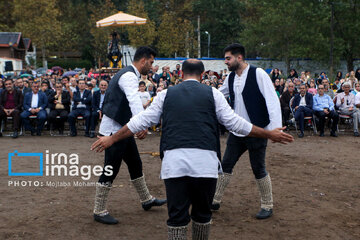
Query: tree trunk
41 42 47 69
284 55 291 76
345 53 354 73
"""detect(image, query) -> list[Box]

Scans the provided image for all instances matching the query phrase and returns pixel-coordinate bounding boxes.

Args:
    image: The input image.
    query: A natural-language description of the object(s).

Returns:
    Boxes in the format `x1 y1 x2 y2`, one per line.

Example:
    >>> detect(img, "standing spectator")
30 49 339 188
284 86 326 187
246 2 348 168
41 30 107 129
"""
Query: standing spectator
335 82 360 137
90 80 108 138
334 77 341 90
138 81 151 109
291 84 313 138
21 81 48 136
0 79 23 138
274 79 284 95
288 69 298 79
48 82 71 135
147 84 156 98
313 84 339 137
355 68 360 83
335 71 342 82
152 65 160 83
317 72 327 85
68 79 92 137
174 63 183 78
280 82 296 126
347 70 358 87
91 79 99 92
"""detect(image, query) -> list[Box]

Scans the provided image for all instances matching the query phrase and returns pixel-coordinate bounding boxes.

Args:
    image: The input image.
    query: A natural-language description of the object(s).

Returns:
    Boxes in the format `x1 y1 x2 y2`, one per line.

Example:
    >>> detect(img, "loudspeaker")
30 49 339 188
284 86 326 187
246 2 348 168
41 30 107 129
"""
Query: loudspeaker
5 61 13 72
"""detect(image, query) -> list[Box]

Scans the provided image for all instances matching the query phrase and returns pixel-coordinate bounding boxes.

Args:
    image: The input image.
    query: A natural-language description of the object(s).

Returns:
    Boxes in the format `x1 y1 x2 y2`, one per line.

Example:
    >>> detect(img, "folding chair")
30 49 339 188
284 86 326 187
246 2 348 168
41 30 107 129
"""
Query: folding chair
337 111 353 133
0 116 23 136
289 97 317 134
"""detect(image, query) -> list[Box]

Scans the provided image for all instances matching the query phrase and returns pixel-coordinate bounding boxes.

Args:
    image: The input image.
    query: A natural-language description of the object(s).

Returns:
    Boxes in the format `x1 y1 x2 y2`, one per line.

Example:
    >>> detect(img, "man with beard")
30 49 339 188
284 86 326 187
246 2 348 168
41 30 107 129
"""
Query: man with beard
92 46 166 225
91 59 293 239
212 43 282 219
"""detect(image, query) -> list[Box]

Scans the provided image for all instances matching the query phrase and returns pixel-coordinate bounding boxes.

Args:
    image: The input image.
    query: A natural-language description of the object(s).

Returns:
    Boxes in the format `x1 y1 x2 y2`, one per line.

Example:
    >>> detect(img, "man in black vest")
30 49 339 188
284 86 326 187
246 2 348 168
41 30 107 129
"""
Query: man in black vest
92 46 166 225
212 43 283 219
91 59 293 239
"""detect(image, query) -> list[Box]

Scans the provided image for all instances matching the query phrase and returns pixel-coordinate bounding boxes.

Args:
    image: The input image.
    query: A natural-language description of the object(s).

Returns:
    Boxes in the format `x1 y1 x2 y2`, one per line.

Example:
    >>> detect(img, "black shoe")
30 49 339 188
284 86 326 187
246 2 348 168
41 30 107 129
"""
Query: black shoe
12 131 18 139
94 213 118 225
330 131 338 137
256 208 273 219
142 198 167 211
70 131 77 137
319 132 324 137
211 203 220 211
31 130 36 136
59 129 64 135
90 132 95 138
354 132 359 137
298 132 304 138
36 131 41 136
85 132 90 137
0 132 2 137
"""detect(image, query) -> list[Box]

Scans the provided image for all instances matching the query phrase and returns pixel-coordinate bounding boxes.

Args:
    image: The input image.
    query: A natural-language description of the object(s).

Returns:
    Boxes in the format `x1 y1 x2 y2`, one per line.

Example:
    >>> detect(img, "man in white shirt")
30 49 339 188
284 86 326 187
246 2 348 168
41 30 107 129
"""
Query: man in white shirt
91 46 166 225
91 59 293 239
213 43 282 219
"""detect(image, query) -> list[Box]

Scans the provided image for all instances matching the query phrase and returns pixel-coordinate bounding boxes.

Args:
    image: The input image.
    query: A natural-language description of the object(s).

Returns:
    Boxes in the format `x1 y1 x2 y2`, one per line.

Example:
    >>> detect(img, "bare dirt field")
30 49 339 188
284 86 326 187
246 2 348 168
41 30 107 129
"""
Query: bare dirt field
0 131 359 240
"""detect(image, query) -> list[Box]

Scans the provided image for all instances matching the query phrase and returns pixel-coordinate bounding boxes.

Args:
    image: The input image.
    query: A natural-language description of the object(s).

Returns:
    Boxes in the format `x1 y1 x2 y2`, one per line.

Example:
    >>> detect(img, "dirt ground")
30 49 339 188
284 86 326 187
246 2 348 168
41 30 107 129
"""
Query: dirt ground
0 131 359 240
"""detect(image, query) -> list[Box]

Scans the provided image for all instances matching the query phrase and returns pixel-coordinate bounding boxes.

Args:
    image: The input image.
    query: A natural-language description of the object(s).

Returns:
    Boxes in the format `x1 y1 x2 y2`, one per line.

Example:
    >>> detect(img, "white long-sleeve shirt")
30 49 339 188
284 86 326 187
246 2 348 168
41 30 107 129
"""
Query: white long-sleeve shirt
219 64 282 137
127 80 253 179
99 65 143 136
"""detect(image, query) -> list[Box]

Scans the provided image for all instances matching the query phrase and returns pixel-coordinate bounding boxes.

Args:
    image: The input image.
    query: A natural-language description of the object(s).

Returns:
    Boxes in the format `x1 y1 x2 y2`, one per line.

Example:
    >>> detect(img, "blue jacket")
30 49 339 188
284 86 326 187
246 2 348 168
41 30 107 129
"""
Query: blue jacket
23 91 48 111
291 92 313 110
73 89 92 110
91 90 105 112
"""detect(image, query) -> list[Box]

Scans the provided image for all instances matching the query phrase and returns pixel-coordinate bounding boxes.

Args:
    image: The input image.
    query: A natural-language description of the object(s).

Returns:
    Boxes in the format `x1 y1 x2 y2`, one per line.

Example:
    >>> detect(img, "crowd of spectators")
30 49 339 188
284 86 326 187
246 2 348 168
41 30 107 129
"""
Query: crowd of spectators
0 65 360 139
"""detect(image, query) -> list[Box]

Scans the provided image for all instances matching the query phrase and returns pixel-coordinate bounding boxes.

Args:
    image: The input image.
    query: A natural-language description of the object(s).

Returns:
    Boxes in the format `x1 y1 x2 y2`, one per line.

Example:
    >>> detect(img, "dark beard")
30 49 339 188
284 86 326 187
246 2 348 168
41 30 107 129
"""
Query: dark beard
228 62 240 72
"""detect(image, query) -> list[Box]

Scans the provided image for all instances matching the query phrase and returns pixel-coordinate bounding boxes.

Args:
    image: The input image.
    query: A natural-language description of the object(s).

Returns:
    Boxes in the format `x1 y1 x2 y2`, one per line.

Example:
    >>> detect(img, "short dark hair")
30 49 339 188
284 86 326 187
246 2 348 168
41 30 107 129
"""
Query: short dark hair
139 81 146 87
78 79 86 84
182 59 205 76
4 78 12 84
223 43 246 58
133 46 157 62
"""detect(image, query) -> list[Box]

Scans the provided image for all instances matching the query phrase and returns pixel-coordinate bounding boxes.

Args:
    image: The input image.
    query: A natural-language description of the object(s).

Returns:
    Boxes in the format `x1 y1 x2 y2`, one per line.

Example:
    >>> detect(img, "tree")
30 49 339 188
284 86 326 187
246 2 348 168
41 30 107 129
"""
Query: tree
89 0 118 68
0 1 15 31
13 0 61 67
125 0 156 48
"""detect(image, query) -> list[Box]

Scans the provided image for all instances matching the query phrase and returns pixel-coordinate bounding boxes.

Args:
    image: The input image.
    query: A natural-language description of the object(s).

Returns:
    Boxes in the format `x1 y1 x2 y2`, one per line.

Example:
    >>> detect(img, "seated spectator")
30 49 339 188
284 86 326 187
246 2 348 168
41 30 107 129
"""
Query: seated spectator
0 79 23 138
308 82 317 95
61 77 73 98
69 77 78 93
41 81 54 98
20 81 48 136
48 82 71 135
291 84 313 138
317 72 327 85
335 82 360 137
351 83 360 95
147 84 156 97
313 84 339 137
322 79 334 99
16 78 31 95
274 79 283 96
68 79 92 137
91 79 99 92
356 91 360 109
280 82 296 126
334 77 341 89
90 80 108 138
288 69 298 80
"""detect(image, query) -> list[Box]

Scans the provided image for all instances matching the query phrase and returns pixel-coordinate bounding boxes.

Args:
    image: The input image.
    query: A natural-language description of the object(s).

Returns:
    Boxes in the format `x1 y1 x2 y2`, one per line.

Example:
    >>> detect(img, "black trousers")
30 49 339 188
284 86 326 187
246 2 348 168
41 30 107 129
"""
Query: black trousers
221 133 268 179
314 110 339 133
90 111 100 131
164 177 216 227
0 109 21 131
48 109 68 130
68 108 90 134
98 136 143 184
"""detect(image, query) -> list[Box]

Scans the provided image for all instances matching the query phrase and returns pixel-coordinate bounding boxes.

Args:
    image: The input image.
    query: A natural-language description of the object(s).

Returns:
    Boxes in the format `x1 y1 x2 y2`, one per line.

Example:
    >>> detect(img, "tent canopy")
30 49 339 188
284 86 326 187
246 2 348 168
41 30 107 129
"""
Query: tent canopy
96 11 146 27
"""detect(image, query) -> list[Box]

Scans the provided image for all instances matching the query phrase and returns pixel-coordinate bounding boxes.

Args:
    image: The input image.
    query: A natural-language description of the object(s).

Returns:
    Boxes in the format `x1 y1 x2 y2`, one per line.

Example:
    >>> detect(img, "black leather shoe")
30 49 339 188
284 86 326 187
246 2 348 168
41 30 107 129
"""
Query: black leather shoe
70 131 77 137
256 208 273 219
85 132 90 137
31 130 36 136
94 213 118 224
90 132 95 138
330 131 338 137
354 132 360 137
298 132 304 138
36 132 41 136
319 132 324 137
12 131 18 139
142 198 167 211
211 203 220 211
59 129 64 135
0 132 3 137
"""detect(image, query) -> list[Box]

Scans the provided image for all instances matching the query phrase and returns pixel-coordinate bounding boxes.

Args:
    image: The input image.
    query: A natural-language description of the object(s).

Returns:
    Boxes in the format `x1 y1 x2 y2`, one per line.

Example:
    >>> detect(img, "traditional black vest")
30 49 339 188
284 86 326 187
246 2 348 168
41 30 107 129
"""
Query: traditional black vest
228 65 270 128
160 80 221 160
102 66 136 125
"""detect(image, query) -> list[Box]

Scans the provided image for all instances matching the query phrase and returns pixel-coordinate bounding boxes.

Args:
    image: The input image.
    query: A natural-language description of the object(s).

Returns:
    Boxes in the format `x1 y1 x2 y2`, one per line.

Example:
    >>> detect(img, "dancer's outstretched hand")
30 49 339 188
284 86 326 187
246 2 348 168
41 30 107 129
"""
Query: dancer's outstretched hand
91 136 114 152
269 127 294 144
